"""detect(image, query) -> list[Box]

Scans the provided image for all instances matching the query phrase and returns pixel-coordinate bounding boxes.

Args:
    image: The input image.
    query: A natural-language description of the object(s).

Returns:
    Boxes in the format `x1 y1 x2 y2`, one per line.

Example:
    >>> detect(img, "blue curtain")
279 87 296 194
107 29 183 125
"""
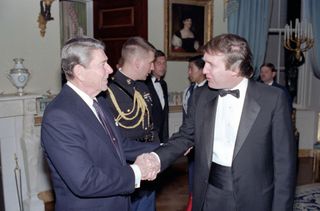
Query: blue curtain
302 0 320 79
227 0 272 79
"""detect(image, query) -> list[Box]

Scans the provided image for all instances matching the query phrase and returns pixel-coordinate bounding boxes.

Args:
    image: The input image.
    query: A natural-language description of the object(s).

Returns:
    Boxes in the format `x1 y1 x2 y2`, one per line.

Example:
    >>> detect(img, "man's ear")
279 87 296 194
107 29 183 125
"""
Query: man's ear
272 71 277 78
231 68 241 77
134 58 141 69
73 64 85 81
230 60 242 76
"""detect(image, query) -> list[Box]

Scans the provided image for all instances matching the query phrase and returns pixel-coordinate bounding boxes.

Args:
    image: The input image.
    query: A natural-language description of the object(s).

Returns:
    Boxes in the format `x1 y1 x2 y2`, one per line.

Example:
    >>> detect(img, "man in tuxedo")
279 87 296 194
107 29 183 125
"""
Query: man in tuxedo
260 62 293 113
41 37 159 211
145 34 297 211
146 50 169 143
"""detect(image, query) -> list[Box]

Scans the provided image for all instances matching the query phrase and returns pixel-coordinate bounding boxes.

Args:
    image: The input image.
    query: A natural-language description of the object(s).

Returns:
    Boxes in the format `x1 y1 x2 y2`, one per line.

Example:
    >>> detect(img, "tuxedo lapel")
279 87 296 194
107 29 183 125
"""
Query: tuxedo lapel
150 81 163 110
160 80 168 108
200 90 218 169
160 80 168 98
233 81 261 160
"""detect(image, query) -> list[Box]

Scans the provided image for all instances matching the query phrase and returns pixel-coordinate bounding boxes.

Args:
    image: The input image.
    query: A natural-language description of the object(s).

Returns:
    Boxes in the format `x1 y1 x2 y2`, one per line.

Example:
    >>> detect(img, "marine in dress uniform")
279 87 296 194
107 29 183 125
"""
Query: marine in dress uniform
105 69 159 211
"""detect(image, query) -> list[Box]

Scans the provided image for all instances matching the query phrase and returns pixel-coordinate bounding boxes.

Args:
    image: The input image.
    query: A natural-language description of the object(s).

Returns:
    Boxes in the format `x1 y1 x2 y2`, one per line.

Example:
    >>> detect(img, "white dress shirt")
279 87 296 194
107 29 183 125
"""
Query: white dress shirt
267 80 274 86
66 81 142 188
212 78 248 167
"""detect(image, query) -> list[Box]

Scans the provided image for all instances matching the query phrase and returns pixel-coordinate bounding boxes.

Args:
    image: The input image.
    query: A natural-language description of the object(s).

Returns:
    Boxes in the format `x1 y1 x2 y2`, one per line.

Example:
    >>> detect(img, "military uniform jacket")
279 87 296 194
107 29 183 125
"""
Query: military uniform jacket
105 70 159 142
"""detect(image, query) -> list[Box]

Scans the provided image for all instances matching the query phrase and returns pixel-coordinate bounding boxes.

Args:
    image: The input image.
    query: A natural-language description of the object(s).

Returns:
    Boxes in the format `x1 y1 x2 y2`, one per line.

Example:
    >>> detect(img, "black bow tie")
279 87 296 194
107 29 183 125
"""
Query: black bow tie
154 79 160 83
218 89 240 98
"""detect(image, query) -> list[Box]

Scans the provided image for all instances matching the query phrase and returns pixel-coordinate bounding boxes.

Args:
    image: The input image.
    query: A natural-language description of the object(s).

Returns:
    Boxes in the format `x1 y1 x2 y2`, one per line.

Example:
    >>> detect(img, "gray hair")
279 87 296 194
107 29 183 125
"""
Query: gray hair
61 37 105 80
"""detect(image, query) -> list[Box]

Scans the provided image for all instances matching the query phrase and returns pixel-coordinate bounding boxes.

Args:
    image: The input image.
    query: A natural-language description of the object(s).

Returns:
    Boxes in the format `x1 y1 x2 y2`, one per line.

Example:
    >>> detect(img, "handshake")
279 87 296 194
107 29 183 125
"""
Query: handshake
134 153 161 181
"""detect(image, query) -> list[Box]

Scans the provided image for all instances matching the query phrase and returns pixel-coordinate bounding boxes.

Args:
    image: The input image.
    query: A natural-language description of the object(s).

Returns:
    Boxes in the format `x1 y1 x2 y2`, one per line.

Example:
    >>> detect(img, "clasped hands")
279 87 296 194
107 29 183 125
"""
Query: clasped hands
134 153 160 181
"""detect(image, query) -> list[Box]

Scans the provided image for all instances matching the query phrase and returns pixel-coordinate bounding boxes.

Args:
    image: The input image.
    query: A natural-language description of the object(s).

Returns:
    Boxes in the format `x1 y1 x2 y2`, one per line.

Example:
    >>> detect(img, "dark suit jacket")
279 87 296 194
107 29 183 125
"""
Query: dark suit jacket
183 82 208 121
146 76 169 142
155 80 296 211
41 85 158 211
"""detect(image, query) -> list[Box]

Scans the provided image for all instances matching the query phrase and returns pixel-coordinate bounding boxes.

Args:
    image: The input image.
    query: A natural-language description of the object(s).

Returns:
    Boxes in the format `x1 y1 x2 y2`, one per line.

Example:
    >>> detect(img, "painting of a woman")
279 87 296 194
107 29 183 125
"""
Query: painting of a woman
165 0 212 60
172 16 199 52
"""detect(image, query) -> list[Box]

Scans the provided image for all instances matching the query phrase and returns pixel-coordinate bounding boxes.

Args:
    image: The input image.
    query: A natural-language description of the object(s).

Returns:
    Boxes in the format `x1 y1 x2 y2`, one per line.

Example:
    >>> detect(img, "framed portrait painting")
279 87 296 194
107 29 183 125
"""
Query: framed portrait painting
164 0 212 60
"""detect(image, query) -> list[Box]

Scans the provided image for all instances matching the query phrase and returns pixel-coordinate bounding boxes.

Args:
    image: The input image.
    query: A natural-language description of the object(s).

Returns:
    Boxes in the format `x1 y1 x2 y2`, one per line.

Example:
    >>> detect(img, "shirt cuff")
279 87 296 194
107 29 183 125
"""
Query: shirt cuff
130 164 141 188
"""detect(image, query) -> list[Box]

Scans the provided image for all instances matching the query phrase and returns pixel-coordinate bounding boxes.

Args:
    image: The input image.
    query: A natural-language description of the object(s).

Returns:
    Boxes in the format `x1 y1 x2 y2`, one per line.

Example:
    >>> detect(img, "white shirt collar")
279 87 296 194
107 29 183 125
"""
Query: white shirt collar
151 75 161 83
66 81 94 107
196 79 207 87
267 80 274 86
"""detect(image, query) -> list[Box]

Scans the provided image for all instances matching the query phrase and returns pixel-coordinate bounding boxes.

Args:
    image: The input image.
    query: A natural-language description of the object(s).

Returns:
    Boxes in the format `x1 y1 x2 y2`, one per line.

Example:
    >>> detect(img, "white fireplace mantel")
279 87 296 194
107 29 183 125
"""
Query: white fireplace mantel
0 94 51 211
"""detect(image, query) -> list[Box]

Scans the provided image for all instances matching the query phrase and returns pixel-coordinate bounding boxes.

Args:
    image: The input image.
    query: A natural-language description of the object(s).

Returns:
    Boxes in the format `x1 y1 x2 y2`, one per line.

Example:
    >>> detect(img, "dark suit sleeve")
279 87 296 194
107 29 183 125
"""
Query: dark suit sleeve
155 92 196 171
272 90 297 210
41 109 136 197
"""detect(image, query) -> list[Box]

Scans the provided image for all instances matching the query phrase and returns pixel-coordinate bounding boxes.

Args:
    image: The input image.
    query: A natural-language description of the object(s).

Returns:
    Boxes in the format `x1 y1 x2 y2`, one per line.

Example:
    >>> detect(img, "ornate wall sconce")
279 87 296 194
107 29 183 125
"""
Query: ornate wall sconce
37 0 55 37
283 19 314 61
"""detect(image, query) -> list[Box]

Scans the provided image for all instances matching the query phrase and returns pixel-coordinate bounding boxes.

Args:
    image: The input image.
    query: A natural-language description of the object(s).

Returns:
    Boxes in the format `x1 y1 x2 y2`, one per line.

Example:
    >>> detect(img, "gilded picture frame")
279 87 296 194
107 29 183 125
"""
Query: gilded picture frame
164 0 212 60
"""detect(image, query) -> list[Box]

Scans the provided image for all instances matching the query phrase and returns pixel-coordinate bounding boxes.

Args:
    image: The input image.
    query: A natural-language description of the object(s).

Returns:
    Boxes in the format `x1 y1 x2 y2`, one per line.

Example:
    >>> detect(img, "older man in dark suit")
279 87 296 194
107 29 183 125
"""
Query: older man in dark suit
41 37 159 211
144 34 296 211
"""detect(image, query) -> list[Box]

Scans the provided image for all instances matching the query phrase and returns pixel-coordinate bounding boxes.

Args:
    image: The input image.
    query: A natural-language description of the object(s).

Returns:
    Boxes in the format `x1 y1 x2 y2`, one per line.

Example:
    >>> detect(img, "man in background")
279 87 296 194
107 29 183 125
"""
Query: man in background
105 36 159 211
146 50 169 143
41 37 158 211
182 55 207 118
260 62 293 113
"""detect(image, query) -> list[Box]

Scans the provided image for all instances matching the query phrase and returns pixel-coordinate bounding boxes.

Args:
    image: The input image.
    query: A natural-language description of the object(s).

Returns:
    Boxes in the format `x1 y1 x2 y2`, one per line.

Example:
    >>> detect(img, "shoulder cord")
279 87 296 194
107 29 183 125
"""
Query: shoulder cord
107 88 150 129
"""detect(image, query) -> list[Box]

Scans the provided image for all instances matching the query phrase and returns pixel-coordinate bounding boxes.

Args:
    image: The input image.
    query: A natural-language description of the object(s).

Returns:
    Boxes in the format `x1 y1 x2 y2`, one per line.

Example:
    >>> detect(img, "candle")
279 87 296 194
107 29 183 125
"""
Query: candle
295 19 298 38
309 23 312 39
290 21 292 39
304 20 307 39
302 20 305 39
284 26 287 42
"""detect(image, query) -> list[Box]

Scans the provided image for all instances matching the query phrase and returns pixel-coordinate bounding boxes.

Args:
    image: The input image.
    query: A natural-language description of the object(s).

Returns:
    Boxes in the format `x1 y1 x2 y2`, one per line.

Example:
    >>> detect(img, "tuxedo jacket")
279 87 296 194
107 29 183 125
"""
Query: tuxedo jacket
156 80 296 211
272 81 293 113
41 85 158 211
145 76 169 142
